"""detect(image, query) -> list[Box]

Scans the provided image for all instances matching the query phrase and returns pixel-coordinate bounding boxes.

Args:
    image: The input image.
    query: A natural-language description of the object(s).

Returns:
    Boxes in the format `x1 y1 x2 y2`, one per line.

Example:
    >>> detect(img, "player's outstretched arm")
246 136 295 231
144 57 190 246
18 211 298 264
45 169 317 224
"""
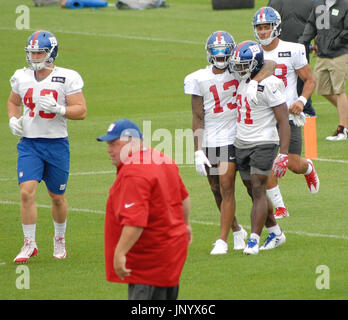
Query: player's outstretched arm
253 60 276 82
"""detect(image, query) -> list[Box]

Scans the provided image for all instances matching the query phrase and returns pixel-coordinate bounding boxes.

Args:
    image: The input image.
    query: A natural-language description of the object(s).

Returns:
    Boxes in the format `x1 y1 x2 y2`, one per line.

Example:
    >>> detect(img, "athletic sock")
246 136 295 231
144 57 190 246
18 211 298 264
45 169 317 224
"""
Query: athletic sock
233 225 245 236
267 224 282 236
305 160 313 175
54 220 67 238
267 185 285 208
250 233 260 244
22 224 36 242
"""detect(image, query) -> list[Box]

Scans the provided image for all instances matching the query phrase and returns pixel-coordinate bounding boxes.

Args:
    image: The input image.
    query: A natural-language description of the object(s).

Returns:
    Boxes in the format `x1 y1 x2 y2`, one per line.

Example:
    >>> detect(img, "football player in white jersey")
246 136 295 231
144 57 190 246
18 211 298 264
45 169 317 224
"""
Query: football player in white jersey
7 30 87 263
230 40 290 255
184 31 276 255
253 7 319 219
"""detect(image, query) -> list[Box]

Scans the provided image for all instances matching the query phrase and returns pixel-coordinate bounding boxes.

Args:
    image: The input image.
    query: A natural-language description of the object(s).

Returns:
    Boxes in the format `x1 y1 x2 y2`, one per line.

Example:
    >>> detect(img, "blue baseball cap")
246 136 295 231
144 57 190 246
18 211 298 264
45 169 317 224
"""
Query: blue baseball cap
97 119 143 142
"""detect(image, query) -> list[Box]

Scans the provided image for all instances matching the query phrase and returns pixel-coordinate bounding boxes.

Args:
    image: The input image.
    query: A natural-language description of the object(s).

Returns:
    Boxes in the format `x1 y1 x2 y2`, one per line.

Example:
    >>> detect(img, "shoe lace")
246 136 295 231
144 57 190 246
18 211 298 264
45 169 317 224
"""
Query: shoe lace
305 164 317 185
247 238 258 248
20 239 35 255
54 237 65 250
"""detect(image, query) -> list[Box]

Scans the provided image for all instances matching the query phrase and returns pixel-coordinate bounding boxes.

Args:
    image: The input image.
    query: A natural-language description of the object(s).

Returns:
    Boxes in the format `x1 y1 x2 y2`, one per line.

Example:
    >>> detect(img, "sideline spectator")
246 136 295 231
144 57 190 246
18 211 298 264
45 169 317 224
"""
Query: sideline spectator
116 0 167 9
300 0 348 140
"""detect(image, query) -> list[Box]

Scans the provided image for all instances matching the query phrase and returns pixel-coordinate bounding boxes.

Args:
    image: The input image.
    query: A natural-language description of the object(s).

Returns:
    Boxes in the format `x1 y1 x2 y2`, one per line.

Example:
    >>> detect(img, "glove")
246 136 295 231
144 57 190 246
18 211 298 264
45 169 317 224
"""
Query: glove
9 116 23 136
194 150 212 177
272 153 288 178
38 93 66 116
289 112 306 127
246 79 258 104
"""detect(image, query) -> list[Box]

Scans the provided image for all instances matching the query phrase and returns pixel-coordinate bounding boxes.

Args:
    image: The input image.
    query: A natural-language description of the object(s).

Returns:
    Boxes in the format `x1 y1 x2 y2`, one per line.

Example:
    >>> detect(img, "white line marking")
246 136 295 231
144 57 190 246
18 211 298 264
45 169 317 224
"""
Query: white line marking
315 158 348 164
0 157 346 182
1 200 347 241
0 200 105 215
0 165 195 182
0 27 202 45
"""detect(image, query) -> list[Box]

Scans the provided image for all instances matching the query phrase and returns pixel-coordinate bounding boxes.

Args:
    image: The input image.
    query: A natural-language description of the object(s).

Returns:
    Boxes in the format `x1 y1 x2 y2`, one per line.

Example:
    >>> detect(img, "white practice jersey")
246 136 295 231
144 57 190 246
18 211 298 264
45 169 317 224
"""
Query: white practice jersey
184 65 239 147
263 39 307 109
10 66 84 138
235 75 286 147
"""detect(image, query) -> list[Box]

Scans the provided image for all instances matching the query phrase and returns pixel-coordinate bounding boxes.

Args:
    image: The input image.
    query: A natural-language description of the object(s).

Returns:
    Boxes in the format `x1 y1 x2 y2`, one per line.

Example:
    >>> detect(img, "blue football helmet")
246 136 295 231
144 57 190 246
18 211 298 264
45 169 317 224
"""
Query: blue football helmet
205 31 235 69
25 30 58 71
230 41 264 80
252 7 281 46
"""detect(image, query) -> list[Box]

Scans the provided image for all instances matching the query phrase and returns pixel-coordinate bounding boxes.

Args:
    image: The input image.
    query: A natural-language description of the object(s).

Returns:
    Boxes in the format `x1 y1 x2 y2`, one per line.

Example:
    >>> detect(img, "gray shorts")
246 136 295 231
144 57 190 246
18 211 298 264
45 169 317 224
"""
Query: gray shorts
128 284 179 300
236 144 279 181
288 121 302 156
203 144 236 166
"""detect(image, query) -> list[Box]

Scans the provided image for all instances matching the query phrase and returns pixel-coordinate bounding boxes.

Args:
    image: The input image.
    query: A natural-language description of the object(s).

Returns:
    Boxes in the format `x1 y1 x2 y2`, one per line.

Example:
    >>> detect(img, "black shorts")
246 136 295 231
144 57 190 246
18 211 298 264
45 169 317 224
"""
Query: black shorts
203 144 236 167
235 144 279 180
128 284 179 300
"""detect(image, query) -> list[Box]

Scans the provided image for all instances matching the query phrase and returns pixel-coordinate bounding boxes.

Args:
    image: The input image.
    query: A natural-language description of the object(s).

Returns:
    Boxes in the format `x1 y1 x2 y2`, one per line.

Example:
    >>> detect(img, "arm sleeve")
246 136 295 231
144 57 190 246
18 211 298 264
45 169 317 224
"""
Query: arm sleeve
117 176 151 228
264 78 287 108
293 43 308 70
178 174 189 201
334 10 348 46
9 70 20 94
66 71 84 95
184 72 202 96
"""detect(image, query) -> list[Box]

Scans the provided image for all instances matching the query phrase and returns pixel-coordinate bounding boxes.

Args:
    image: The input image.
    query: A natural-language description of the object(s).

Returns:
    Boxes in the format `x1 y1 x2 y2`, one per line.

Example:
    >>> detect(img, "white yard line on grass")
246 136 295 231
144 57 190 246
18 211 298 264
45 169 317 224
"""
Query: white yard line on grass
1 200 348 241
0 158 346 182
0 27 202 45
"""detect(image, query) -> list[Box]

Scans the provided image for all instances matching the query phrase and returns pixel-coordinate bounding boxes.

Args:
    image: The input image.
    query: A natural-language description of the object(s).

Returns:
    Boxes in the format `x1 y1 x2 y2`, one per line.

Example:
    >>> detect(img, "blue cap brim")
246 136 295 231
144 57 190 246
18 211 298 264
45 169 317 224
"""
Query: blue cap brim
96 134 120 142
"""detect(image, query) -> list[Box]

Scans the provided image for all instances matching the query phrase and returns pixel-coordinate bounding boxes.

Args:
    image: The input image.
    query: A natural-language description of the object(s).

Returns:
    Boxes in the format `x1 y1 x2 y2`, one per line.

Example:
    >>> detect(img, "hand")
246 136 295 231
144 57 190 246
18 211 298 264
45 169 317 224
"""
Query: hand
39 93 66 116
246 79 258 104
289 112 306 127
289 100 304 115
272 153 288 178
9 116 23 136
113 254 131 280
186 224 193 245
194 150 211 176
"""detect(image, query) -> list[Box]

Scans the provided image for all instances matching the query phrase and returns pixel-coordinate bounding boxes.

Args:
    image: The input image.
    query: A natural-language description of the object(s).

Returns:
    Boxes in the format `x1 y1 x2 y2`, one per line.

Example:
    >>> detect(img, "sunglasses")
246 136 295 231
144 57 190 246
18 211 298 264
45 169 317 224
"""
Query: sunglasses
210 47 230 55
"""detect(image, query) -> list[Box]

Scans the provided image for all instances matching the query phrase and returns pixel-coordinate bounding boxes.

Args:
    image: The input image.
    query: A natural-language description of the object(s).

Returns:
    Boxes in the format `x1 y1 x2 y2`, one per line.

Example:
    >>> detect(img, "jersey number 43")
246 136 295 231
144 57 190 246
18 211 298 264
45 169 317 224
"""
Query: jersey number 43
24 88 58 119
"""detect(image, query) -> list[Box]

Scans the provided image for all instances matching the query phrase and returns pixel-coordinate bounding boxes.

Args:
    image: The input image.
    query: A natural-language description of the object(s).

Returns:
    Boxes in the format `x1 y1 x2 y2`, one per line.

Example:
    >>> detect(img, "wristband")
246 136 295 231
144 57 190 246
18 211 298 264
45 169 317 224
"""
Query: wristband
298 96 307 106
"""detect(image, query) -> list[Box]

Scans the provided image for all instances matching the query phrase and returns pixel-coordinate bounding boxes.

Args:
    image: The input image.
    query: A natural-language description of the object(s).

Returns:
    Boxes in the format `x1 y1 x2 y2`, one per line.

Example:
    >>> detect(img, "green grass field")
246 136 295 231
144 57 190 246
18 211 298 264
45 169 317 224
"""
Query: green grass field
1 0 348 301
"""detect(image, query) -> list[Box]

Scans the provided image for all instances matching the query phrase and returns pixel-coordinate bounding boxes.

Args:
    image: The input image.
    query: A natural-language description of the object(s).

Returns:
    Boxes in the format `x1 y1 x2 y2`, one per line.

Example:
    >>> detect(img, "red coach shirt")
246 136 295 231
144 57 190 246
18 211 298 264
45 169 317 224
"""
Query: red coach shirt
105 147 189 287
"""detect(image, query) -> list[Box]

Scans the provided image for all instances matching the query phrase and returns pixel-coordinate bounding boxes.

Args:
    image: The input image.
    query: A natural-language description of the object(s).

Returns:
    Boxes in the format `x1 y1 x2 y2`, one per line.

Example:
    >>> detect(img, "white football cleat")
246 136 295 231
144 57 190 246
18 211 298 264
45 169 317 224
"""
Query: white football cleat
326 126 348 141
14 238 38 264
210 239 228 255
233 227 248 250
243 238 259 255
259 231 286 251
53 236 67 259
